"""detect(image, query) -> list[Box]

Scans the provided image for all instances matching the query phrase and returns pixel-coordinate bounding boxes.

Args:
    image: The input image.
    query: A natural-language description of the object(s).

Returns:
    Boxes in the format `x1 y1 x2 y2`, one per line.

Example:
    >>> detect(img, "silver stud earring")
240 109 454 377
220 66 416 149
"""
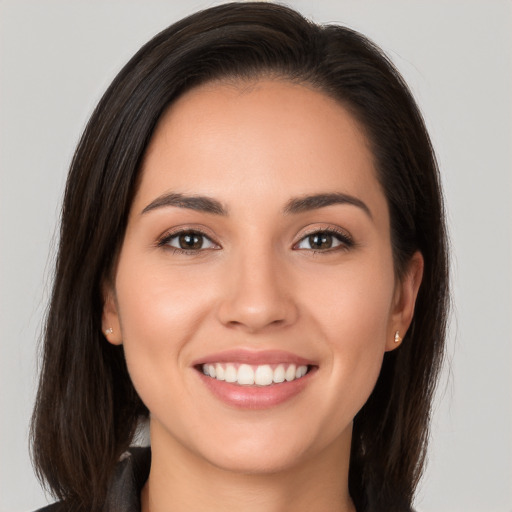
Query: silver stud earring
105 327 113 336
394 330 402 344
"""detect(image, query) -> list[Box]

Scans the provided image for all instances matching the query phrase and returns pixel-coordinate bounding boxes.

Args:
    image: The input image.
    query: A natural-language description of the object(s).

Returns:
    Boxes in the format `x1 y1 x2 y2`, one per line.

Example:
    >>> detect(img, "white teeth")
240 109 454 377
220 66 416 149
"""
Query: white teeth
285 364 296 381
215 363 225 381
237 364 254 385
273 365 285 383
224 364 237 383
254 365 273 386
296 365 307 378
201 363 309 386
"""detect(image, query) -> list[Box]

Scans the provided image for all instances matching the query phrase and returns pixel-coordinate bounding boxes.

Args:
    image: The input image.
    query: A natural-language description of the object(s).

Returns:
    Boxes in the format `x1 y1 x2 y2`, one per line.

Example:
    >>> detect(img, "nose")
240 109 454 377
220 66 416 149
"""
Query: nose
216 246 299 333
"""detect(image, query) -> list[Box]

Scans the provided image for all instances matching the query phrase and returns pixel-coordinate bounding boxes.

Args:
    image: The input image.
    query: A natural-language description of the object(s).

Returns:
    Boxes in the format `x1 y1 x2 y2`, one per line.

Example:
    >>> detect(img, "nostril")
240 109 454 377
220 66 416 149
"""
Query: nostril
216 271 299 331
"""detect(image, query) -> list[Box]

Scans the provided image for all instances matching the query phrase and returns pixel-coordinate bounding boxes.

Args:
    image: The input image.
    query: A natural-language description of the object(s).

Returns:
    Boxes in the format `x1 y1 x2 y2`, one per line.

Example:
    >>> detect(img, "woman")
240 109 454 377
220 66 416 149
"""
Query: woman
31 2 449 511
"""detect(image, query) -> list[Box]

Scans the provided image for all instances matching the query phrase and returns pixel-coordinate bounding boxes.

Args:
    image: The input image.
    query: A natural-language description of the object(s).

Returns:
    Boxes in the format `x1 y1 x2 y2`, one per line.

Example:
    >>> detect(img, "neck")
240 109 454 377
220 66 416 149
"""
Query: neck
141 420 355 512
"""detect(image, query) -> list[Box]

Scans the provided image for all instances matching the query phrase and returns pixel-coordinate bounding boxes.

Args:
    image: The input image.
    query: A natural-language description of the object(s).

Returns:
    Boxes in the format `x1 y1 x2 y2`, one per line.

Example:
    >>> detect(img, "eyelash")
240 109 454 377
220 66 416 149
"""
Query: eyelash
157 229 219 255
293 227 354 253
157 227 354 255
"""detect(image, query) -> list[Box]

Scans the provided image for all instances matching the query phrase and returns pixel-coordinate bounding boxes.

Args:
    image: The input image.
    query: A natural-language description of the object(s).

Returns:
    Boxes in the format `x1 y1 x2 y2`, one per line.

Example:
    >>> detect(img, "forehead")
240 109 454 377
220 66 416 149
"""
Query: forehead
135 79 386 219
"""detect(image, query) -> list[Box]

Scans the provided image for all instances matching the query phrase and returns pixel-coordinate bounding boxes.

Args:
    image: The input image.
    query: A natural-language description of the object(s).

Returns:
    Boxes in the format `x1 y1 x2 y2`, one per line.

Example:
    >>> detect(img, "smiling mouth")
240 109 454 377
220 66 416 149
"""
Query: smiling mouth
199 363 312 386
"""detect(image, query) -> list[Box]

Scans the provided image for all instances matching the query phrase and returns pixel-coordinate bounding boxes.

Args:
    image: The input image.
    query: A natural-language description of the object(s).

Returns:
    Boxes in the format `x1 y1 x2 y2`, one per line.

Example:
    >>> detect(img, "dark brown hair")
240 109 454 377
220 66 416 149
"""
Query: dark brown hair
31 3 449 511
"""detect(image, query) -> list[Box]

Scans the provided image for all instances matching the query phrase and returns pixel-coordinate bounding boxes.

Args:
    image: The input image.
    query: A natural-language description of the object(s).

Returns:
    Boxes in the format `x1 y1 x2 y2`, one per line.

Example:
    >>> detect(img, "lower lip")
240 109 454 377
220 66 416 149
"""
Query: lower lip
197 369 316 409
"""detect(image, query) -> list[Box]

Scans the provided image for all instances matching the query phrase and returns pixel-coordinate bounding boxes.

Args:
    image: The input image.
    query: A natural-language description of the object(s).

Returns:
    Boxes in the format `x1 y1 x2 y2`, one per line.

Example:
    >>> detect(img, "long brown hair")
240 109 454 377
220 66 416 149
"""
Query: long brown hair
31 3 449 511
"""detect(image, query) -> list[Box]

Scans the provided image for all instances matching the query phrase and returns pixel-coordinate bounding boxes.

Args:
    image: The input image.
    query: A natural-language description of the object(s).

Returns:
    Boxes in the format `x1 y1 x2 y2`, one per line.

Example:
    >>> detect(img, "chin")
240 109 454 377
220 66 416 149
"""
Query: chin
201 441 312 475
186 417 350 477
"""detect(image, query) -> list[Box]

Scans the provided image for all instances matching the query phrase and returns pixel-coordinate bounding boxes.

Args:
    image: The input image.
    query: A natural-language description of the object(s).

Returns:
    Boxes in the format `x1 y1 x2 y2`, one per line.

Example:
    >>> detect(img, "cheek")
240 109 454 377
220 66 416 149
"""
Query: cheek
115 254 215 345
304 253 395 340
113 256 218 402
301 256 395 407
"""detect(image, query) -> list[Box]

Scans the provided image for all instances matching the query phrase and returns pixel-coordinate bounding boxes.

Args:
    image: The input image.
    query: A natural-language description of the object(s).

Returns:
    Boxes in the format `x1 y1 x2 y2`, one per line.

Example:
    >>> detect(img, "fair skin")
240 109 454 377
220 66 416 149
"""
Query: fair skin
103 79 423 512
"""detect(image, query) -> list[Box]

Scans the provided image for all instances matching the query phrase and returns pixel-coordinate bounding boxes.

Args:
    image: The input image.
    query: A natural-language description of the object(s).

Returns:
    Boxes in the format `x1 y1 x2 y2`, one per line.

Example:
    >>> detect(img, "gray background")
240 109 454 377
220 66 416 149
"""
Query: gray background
1 1 511 511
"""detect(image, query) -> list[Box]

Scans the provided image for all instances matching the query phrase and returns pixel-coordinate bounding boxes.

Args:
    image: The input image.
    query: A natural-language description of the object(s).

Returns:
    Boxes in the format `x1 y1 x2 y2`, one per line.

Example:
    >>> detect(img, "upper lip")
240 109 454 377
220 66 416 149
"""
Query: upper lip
192 349 317 367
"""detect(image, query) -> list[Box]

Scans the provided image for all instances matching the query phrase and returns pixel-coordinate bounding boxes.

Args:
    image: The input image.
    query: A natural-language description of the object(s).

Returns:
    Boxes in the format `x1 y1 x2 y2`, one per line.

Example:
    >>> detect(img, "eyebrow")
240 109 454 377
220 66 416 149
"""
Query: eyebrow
283 193 372 219
141 191 372 219
141 192 228 216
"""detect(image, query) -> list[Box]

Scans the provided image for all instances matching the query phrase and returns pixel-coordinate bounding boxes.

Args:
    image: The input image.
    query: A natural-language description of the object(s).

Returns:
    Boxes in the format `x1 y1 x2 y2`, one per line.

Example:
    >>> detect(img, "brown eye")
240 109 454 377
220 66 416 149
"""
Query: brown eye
162 230 218 252
178 232 203 250
308 233 333 250
295 229 353 252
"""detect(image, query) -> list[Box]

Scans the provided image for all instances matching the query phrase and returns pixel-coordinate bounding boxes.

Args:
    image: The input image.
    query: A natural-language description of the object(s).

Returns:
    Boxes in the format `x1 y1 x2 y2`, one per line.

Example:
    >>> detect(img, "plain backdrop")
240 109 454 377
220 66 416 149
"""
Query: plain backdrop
0 1 511 511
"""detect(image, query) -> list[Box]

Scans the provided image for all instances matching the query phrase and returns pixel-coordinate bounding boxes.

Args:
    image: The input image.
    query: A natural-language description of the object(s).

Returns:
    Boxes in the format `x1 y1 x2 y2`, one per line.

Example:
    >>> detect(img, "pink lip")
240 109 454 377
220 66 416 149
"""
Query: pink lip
192 349 318 410
197 370 316 409
192 349 316 367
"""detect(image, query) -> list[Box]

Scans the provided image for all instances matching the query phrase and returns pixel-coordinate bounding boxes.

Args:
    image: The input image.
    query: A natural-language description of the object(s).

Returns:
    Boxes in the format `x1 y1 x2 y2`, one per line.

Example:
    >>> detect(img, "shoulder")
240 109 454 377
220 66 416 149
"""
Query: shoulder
33 447 151 512
34 503 66 512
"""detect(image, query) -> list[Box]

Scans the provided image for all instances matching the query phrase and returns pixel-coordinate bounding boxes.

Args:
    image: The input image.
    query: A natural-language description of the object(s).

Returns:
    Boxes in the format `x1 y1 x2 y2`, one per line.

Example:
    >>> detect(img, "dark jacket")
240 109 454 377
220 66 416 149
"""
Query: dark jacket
35 447 151 512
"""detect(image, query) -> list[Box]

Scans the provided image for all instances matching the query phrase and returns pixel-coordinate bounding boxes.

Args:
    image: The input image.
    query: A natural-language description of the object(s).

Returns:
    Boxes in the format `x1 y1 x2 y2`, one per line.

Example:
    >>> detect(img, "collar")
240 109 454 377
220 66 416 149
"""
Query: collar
103 446 151 512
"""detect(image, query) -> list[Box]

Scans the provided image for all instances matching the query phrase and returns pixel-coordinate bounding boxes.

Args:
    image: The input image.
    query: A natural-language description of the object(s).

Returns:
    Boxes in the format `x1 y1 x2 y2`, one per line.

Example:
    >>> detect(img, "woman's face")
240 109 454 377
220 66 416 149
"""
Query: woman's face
104 80 421 474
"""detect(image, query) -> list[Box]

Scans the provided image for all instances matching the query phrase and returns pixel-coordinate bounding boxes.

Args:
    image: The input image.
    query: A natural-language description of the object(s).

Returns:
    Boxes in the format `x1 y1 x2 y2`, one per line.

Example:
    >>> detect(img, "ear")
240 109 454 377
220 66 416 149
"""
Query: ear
386 251 424 352
102 282 123 345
